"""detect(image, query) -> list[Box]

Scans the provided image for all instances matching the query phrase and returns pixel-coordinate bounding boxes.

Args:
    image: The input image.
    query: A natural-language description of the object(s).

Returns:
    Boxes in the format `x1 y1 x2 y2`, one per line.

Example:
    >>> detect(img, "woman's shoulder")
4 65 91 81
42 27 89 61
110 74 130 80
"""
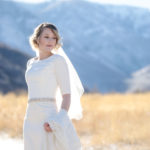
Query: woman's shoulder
26 57 34 67
54 54 66 62
26 54 66 67
54 54 64 59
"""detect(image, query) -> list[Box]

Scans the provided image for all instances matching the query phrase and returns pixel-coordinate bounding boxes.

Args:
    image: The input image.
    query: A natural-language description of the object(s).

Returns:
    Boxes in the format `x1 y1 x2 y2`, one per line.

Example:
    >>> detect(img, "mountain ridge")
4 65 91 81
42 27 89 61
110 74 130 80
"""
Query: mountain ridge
0 0 150 93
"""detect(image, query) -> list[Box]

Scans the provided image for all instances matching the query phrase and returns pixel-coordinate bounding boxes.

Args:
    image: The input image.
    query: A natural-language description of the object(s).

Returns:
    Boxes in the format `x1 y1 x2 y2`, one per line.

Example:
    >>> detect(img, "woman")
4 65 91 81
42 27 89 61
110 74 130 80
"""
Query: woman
23 22 84 150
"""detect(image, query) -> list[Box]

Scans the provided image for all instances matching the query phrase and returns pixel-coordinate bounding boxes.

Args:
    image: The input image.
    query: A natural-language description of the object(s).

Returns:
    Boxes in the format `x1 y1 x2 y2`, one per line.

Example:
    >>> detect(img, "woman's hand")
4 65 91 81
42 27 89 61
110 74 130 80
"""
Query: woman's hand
43 122 53 132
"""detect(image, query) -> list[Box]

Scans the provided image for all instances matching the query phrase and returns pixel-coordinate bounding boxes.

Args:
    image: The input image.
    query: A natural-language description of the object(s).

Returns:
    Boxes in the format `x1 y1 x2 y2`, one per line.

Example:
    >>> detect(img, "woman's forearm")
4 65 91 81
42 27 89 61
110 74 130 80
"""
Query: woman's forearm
61 94 71 112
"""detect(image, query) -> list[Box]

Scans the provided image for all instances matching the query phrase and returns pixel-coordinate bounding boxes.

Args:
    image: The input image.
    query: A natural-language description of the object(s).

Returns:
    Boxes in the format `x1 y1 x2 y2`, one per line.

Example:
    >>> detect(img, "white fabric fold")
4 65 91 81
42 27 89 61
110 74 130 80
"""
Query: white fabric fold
48 109 82 150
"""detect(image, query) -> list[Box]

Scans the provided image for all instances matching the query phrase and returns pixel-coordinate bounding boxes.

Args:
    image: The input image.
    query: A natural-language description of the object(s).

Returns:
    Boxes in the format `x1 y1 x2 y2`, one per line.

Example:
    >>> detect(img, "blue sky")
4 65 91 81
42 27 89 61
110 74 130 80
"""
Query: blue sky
11 0 150 9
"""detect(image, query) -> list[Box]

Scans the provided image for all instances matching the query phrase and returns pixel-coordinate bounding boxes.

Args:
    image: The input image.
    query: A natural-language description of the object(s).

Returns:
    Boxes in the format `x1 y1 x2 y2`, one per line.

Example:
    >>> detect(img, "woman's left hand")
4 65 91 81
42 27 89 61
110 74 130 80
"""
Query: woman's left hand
43 122 53 132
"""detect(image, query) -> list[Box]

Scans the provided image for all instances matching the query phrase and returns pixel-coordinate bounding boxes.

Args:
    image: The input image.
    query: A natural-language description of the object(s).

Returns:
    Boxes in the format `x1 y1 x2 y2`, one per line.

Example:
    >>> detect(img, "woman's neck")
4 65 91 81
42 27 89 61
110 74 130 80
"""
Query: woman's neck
37 52 54 60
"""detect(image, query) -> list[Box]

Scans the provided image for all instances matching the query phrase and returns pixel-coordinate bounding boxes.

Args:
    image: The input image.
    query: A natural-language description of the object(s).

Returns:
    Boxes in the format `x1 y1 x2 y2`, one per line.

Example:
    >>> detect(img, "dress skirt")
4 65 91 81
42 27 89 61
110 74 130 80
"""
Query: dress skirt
23 101 59 150
23 101 82 150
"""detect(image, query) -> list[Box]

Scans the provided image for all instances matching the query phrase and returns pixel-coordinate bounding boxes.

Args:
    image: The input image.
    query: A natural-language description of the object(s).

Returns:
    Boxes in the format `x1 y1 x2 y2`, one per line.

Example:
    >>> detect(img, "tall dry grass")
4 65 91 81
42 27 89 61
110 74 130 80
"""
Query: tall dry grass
74 92 150 147
0 91 27 138
0 91 150 148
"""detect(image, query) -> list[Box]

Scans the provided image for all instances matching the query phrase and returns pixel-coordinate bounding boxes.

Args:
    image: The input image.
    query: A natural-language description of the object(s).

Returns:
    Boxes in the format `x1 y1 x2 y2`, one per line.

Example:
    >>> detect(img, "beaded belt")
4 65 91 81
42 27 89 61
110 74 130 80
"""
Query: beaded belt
28 98 56 103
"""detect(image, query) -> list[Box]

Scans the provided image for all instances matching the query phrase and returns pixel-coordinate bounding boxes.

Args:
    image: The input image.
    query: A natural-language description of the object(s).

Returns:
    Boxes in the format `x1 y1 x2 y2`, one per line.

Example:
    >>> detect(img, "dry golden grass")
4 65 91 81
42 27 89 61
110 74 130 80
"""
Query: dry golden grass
0 91 27 138
74 92 150 148
0 91 150 148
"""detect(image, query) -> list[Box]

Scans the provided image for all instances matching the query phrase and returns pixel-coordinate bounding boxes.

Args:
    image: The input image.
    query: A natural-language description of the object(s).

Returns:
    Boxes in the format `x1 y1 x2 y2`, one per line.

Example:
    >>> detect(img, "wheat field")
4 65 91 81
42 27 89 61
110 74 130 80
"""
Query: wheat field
0 91 150 149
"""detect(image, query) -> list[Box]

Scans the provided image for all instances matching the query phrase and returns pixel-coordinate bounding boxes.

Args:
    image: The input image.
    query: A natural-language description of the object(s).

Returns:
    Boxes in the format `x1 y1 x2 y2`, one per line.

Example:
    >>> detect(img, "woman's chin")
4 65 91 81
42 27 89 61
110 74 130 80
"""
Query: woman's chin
44 48 54 52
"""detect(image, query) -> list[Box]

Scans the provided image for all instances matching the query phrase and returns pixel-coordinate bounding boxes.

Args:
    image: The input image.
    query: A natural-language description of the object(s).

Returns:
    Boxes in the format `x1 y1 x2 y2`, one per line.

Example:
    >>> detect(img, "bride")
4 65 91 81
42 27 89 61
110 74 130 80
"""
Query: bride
23 22 84 150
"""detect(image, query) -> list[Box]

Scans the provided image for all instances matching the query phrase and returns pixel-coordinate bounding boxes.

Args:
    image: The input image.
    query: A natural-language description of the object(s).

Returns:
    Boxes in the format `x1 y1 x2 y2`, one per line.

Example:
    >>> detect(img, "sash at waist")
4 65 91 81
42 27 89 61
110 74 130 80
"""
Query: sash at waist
28 97 56 103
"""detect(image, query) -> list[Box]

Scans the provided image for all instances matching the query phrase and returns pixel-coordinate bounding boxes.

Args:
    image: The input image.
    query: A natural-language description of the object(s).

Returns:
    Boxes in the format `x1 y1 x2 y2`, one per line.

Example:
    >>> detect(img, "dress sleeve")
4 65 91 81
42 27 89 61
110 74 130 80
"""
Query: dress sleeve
54 56 71 95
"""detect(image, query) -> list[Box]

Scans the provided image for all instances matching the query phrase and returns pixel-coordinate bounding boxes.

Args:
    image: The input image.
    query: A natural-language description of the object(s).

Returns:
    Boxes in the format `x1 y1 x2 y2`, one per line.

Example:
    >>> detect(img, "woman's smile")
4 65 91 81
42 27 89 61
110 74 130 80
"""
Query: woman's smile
46 45 53 47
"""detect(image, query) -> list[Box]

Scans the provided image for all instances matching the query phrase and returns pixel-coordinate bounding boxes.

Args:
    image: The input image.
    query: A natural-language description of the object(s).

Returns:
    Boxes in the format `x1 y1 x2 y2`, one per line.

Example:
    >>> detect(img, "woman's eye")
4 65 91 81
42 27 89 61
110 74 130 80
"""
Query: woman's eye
44 36 57 40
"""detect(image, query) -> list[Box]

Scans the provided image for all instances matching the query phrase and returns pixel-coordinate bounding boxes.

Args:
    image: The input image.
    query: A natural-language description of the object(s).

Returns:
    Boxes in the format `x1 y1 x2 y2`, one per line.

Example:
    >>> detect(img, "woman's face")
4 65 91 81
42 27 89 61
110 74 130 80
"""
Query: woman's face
37 28 57 53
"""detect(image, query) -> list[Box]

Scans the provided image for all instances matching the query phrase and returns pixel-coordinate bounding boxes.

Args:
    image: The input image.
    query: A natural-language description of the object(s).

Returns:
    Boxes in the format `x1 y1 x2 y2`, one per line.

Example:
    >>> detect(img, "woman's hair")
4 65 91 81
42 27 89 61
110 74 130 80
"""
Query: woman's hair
29 22 62 52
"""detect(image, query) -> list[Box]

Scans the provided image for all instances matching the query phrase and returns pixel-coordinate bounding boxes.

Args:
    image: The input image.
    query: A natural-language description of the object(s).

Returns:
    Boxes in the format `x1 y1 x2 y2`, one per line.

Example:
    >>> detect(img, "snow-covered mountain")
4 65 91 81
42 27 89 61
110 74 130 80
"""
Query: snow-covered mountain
126 65 150 93
0 0 150 93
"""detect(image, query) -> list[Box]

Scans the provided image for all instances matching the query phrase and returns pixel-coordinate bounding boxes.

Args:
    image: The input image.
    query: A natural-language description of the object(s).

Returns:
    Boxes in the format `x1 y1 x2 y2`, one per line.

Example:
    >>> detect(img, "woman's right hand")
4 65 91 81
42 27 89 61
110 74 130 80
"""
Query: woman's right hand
43 122 53 132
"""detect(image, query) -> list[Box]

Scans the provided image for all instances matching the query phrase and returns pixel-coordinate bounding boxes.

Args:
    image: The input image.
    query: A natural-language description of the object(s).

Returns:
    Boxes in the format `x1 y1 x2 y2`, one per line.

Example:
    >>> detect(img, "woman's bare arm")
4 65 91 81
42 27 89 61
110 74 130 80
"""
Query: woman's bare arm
61 93 71 112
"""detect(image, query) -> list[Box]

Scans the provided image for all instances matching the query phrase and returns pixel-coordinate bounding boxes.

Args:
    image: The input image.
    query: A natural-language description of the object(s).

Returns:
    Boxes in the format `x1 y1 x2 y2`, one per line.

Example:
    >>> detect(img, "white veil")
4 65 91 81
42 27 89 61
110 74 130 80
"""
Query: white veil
52 47 84 120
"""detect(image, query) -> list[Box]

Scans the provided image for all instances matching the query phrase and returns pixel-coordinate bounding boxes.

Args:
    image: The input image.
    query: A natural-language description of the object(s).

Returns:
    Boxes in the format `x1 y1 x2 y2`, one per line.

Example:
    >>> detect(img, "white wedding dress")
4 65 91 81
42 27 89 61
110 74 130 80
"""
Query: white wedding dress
23 54 82 150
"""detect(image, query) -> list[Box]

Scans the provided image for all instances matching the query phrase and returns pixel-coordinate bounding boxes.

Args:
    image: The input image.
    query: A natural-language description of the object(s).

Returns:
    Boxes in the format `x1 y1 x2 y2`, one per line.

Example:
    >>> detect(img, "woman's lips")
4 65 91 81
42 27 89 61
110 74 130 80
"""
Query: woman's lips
46 45 52 47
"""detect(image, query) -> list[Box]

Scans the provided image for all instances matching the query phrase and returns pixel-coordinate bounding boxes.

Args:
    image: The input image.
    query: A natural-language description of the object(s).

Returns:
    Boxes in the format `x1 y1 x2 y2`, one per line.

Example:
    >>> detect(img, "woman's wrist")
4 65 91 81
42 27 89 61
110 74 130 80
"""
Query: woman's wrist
59 108 68 115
